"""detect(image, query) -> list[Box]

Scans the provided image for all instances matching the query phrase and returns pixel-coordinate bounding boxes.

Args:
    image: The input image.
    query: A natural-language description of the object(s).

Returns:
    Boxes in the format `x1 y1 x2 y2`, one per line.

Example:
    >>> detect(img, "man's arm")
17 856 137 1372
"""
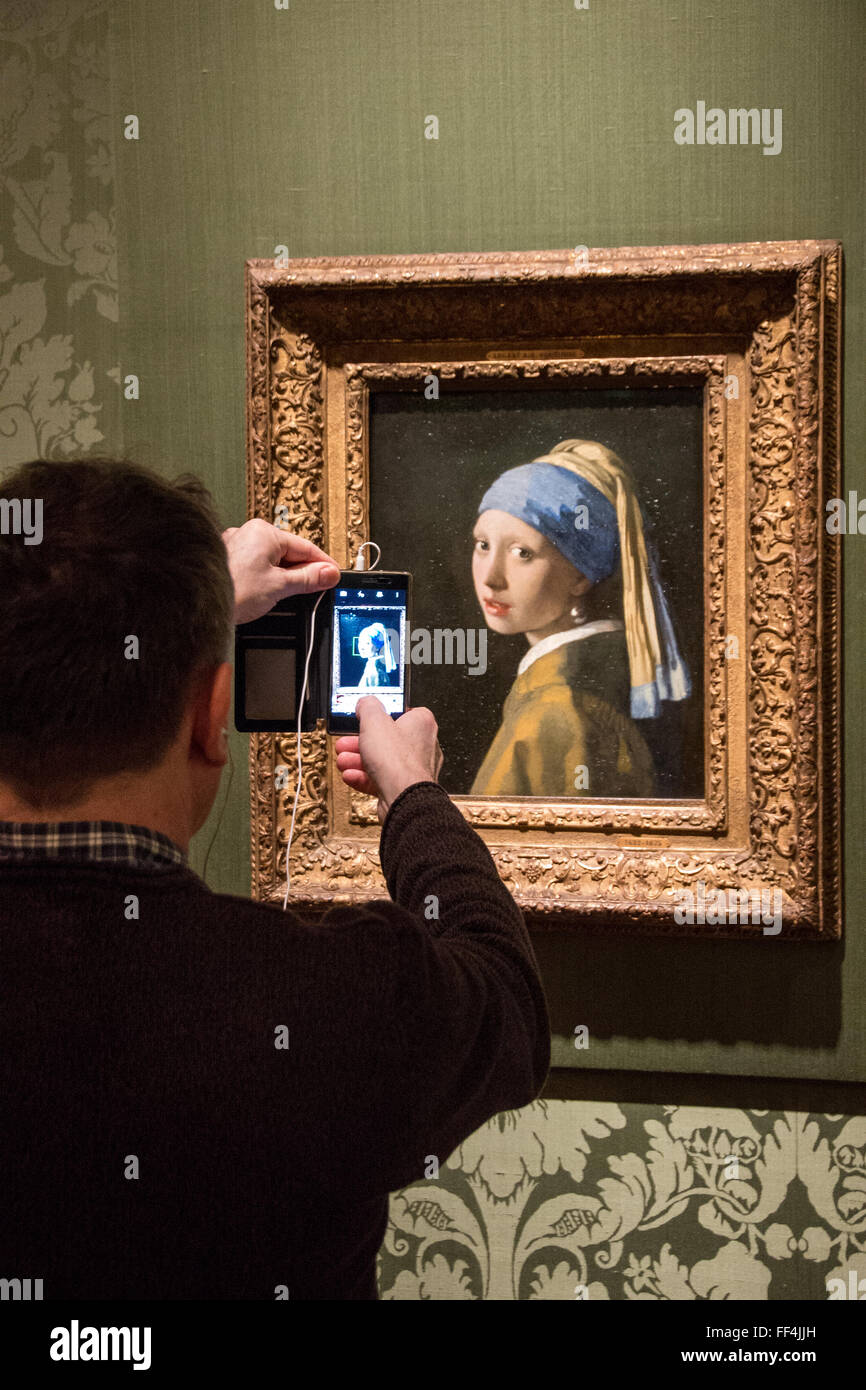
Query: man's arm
328 701 550 1193
379 780 551 1165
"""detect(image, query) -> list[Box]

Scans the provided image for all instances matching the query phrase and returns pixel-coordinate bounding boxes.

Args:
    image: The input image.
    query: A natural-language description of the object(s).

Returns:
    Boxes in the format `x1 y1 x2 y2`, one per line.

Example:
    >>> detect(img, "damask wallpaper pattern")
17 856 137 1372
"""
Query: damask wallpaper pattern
379 1102 866 1301
0 1 863 1302
0 0 117 469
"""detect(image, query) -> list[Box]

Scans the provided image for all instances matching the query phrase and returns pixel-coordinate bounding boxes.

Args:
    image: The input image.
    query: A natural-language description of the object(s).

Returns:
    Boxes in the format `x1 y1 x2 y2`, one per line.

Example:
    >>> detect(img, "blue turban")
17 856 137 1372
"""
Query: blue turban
478 463 620 584
477 445 691 719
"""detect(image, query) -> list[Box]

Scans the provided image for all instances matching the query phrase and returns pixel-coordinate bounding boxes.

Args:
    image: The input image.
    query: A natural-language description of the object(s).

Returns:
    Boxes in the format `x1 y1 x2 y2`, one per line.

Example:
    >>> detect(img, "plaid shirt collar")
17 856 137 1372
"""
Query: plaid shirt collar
0 820 187 872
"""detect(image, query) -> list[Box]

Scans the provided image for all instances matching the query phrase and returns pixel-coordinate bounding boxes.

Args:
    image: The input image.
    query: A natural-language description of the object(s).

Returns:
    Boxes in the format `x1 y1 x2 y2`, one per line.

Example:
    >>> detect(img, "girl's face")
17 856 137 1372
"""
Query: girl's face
358 631 373 657
472 509 591 643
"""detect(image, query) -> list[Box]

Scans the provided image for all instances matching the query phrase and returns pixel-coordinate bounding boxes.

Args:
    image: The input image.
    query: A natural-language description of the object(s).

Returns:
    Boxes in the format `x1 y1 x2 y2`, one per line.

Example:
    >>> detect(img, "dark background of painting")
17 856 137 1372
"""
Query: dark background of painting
370 385 704 797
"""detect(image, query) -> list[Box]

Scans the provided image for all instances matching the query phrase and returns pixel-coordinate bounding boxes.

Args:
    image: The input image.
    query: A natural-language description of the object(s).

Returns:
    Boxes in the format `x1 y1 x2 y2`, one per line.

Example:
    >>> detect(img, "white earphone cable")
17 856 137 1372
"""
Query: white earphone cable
283 588 326 910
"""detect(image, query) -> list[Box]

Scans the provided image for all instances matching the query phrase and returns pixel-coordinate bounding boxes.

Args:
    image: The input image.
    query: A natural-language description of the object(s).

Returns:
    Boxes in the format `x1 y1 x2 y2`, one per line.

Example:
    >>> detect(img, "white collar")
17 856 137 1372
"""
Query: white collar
517 620 624 676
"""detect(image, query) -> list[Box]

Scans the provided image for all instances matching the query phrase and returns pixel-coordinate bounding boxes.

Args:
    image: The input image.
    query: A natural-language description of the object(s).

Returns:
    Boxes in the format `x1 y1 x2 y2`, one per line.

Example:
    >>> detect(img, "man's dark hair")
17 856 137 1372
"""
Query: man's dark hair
0 456 234 809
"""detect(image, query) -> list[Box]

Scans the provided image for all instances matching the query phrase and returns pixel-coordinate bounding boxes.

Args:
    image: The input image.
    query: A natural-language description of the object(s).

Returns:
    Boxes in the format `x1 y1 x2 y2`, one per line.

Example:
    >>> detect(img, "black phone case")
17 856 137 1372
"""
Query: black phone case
234 591 332 732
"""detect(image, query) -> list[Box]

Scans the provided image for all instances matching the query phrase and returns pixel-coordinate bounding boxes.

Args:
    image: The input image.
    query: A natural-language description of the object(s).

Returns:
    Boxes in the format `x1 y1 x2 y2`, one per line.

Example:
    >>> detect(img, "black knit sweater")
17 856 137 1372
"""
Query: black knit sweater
0 782 550 1300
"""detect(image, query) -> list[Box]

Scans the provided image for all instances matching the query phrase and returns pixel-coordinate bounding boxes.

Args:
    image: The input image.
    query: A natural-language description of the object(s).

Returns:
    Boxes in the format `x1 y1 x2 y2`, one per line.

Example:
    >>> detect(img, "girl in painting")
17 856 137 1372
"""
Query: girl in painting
358 621 397 689
470 439 690 798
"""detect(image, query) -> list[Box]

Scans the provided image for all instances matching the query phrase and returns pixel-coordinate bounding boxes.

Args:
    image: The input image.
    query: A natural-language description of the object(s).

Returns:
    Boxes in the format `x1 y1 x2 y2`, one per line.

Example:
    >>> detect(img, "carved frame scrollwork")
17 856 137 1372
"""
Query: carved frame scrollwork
244 241 842 939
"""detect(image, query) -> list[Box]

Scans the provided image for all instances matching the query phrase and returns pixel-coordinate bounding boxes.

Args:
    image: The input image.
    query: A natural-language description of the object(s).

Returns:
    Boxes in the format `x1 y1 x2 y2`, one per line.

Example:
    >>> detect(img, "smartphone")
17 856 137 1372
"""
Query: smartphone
327 571 411 734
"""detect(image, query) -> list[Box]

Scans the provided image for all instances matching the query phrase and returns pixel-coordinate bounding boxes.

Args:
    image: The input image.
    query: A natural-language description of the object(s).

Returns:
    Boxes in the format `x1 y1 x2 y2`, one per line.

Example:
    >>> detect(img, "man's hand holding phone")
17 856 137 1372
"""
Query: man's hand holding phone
334 697 443 825
222 518 340 625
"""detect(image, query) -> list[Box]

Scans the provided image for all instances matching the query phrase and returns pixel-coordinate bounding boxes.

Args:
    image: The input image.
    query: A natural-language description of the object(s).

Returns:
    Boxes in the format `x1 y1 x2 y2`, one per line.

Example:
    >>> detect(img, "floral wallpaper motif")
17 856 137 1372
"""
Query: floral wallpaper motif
0 0 117 470
380 1103 866 1300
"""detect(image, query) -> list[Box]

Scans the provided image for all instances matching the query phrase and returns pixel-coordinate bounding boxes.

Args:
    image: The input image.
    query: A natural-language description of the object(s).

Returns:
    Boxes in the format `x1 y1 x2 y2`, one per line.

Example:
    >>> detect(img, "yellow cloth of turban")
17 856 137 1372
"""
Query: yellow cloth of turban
529 439 667 708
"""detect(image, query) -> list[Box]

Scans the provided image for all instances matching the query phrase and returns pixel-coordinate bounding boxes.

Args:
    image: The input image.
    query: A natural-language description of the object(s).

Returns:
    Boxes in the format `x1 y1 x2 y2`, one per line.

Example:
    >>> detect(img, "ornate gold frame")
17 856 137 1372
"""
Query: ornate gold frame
244 242 841 939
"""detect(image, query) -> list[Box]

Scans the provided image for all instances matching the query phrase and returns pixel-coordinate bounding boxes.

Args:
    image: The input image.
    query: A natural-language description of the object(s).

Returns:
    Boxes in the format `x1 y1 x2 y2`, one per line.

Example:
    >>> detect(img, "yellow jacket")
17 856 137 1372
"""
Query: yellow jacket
471 629 656 798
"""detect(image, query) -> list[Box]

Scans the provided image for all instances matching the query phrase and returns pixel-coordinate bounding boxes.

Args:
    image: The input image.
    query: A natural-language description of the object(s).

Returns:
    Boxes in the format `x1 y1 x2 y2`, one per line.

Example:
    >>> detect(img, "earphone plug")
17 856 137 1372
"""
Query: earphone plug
353 541 381 572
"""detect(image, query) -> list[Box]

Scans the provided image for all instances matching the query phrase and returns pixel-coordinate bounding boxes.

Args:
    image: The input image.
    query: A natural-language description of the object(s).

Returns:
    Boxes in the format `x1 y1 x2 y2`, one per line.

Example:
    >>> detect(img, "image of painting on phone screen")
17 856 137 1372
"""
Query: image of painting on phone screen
330 587 406 716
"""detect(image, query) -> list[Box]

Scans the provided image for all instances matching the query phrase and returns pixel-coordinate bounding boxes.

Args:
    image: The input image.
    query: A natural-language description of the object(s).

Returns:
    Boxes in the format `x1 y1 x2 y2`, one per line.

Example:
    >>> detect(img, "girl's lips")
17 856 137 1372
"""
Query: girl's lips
484 598 511 615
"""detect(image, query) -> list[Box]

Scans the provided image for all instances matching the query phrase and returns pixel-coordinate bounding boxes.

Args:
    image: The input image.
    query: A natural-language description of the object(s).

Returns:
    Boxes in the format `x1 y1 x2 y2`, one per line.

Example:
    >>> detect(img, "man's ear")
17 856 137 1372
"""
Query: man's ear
191 662 233 766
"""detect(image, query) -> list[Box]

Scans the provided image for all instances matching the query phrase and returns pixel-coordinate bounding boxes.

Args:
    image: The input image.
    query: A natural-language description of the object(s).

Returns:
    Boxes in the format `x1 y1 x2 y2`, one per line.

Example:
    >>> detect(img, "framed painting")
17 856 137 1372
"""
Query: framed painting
244 241 841 939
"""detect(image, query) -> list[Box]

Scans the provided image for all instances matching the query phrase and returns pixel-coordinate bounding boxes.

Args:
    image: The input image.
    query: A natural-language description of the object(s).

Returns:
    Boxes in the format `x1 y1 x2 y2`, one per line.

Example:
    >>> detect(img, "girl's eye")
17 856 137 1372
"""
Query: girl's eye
512 546 533 561
474 537 488 552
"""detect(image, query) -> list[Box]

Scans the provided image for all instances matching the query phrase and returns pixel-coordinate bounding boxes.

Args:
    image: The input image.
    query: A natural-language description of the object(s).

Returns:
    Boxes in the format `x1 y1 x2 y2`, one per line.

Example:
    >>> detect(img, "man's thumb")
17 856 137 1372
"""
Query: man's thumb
355 694 387 722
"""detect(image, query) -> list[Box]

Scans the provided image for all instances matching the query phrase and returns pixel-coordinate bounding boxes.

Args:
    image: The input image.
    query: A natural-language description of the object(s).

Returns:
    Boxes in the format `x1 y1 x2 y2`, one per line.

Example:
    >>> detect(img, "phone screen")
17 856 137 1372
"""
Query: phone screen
330 576 408 723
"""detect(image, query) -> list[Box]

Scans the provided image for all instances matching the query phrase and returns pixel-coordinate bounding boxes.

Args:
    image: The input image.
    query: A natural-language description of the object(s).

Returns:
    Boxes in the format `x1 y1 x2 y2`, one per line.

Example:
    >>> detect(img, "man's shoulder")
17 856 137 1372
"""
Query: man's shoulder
154 869 425 960
0 858 309 932
0 858 419 1016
